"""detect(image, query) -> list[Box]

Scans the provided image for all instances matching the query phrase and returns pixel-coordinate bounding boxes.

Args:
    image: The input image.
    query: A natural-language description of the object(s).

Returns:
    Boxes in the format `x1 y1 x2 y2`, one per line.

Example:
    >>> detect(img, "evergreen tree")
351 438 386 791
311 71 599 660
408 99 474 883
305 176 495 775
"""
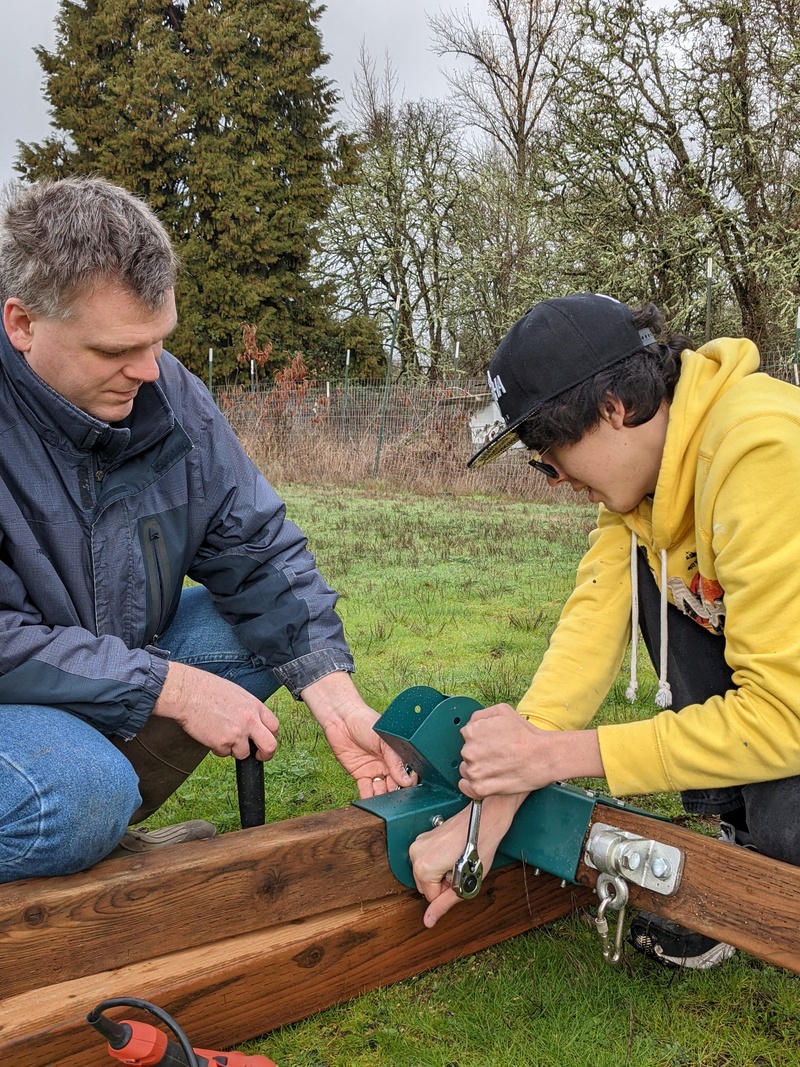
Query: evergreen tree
17 0 352 377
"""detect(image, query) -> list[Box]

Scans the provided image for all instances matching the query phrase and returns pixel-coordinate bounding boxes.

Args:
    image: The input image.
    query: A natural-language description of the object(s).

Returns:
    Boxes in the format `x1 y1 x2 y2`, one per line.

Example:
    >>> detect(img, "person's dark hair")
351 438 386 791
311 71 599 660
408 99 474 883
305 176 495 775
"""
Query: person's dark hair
517 303 691 452
0 176 179 319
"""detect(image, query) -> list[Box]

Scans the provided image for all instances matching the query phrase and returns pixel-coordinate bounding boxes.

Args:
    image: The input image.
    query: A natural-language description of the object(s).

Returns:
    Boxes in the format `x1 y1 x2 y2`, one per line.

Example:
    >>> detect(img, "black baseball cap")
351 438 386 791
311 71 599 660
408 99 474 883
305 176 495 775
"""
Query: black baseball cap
468 293 656 468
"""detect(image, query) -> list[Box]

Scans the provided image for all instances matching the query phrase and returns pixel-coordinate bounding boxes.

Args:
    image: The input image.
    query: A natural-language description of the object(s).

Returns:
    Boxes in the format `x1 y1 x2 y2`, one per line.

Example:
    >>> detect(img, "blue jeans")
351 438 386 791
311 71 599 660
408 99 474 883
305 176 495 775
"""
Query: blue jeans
0 586 278 883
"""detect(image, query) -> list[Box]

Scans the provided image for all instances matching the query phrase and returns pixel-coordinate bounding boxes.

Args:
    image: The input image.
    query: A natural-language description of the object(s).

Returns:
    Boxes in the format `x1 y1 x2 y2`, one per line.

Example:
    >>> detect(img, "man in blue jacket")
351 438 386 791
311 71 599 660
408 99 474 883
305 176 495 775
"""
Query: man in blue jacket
0 176 410 883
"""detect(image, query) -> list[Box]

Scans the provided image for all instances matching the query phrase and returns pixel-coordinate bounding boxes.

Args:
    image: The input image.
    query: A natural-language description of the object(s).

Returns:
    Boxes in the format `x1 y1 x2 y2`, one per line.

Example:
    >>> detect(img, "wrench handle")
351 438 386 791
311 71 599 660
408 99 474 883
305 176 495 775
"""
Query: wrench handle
451 799 484 899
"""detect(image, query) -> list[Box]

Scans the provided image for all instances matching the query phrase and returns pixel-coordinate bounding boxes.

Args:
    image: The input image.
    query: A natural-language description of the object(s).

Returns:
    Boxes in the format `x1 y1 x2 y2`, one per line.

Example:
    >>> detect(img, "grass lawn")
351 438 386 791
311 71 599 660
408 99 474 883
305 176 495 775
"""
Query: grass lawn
156 485 800 1067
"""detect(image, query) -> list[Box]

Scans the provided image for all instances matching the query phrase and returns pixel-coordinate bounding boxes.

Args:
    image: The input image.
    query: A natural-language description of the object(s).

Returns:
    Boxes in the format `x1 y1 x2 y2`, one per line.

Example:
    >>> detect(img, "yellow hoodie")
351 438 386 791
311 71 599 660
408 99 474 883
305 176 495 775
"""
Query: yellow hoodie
517 338 800 796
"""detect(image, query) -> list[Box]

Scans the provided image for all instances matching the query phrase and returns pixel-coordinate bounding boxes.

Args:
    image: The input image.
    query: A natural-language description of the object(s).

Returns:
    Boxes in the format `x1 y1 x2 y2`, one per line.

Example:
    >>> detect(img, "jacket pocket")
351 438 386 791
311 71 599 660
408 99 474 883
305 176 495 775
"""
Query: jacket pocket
140 517 172 644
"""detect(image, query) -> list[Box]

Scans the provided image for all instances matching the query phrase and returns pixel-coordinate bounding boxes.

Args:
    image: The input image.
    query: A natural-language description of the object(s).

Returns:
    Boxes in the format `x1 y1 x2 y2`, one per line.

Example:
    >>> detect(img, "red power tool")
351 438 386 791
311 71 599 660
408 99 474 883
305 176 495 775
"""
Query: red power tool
87 998 277 1067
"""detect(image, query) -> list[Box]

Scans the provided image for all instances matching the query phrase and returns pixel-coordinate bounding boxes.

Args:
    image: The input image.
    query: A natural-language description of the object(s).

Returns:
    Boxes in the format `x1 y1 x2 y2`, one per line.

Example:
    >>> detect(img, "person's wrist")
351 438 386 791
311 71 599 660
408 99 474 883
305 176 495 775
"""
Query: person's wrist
548 728 603 782
478 792 527 850
301 671 364 724
152 660 188 721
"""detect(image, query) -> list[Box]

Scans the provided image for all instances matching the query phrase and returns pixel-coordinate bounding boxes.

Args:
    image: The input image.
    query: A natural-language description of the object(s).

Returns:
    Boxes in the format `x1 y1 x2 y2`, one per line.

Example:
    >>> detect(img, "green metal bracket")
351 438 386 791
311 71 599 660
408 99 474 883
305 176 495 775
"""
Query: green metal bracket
354 686 664 889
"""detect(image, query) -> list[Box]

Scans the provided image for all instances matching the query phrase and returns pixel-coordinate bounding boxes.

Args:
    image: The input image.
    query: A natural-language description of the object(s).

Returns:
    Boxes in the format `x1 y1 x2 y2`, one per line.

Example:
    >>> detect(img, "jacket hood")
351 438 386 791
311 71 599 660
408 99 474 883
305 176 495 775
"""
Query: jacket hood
644 338 760 551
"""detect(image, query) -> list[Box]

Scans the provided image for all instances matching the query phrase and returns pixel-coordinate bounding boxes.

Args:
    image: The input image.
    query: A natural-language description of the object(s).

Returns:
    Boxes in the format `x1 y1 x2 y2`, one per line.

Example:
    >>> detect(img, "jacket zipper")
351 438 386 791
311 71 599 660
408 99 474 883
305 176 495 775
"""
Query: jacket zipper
142 519 169 644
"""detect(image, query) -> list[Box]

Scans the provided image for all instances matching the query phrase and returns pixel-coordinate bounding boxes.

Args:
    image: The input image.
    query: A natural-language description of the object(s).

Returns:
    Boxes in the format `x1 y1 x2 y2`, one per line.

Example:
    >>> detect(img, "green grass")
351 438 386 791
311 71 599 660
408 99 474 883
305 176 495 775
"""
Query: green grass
154 486 799 1066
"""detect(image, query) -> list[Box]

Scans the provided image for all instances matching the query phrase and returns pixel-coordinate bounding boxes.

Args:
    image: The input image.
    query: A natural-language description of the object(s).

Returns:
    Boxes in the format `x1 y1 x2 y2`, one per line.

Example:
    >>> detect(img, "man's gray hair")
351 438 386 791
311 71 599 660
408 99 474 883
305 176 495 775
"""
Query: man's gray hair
0 175 179 318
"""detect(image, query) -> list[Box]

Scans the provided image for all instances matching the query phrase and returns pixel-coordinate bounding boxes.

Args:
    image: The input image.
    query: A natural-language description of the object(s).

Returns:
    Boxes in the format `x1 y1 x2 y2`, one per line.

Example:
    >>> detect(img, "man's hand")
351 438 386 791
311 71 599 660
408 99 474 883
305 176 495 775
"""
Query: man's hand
300 672 414 797
153 661 280 761
409 793 524 927
459 704 604 798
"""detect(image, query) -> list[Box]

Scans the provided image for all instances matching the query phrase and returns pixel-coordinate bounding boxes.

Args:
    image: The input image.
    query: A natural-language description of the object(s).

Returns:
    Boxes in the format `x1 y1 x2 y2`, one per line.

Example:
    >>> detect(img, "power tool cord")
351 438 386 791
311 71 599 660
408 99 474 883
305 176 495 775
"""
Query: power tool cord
87 996 200 1067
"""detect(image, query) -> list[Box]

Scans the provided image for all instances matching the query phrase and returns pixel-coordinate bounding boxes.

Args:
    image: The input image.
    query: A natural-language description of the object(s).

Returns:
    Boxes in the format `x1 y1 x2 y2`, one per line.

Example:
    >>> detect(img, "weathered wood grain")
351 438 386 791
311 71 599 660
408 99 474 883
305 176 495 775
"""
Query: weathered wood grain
0 807 403 998
1 864 588 1067
6 797 800 1066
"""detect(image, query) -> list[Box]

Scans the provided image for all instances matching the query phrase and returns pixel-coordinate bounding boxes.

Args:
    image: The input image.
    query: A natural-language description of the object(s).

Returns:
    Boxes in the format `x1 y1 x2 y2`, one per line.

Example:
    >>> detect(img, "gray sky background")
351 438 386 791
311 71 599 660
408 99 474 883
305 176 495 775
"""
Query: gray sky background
1 0 474 187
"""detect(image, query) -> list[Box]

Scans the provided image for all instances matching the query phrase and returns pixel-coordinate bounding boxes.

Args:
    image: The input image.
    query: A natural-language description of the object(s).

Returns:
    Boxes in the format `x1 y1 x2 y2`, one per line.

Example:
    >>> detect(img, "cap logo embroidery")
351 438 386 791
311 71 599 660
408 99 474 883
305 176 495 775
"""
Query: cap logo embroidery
488 371 506 402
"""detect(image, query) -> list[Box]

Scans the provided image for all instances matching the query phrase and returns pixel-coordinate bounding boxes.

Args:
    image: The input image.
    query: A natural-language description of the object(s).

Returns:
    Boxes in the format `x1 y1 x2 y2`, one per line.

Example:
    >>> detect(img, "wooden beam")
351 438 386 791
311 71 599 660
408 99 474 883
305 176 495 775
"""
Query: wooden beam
0 807 404 998
576 807 800 973
0 806 589 1066
5 795 799 1065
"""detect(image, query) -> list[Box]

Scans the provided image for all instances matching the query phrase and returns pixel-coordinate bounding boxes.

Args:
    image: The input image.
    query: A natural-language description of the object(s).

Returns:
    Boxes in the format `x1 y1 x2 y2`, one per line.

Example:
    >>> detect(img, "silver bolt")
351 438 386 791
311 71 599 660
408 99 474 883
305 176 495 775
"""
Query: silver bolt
651 856 672 879
431 815 444 828
621 849 642 871
560 879 567 888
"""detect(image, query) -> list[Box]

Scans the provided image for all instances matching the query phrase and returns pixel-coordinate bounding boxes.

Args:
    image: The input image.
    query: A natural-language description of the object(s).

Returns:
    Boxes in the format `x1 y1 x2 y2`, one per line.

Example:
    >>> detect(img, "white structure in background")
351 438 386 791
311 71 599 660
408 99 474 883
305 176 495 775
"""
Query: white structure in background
469 399 523 453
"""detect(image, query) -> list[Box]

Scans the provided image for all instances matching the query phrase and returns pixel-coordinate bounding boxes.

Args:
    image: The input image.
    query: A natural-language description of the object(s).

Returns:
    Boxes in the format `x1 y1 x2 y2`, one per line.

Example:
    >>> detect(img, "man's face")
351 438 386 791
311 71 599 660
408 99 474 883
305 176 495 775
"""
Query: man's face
537 398 669 514
3 283 178 423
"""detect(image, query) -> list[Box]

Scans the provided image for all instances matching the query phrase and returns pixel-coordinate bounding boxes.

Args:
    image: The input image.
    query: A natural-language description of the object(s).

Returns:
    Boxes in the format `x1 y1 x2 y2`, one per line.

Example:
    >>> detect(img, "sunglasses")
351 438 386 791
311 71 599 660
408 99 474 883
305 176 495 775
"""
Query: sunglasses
527 449 559 479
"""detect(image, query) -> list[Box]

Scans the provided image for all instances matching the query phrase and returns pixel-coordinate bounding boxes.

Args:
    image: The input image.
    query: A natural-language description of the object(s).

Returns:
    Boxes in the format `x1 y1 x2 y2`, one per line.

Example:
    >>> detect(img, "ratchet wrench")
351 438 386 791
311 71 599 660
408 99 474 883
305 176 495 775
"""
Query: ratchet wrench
450 799 483 899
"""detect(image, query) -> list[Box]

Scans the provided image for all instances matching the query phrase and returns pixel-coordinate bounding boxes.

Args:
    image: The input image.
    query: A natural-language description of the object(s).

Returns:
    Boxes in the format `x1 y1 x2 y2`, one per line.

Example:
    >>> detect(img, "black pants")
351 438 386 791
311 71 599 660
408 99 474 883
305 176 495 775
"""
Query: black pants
636 549 800 865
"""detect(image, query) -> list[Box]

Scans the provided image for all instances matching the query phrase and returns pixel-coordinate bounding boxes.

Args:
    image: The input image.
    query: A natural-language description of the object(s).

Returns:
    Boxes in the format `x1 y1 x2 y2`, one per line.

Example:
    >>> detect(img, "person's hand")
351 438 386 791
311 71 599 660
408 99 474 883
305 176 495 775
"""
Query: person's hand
301 672 415 797
458 703 546 798
153 661 279 760
458 704 604 798
409 793 524 927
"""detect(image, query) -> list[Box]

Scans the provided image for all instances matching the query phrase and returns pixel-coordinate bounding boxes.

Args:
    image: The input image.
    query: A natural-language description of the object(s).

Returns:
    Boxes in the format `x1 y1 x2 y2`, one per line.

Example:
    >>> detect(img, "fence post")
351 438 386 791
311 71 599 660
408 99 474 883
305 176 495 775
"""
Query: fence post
342 349 351 428
373 296 401 478
793 308 800 387
452 340 460 389
705 257 713 343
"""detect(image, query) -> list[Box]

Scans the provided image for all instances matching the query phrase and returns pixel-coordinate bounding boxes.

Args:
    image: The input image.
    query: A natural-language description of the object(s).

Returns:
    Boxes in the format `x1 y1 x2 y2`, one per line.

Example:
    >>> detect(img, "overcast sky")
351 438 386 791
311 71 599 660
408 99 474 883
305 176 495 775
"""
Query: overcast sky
1 1 474 187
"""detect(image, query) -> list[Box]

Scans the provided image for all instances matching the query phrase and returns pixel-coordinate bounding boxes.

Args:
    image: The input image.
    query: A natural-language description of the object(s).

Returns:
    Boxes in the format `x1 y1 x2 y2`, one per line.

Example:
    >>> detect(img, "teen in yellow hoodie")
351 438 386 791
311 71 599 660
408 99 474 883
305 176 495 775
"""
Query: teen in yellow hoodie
410 293 800 963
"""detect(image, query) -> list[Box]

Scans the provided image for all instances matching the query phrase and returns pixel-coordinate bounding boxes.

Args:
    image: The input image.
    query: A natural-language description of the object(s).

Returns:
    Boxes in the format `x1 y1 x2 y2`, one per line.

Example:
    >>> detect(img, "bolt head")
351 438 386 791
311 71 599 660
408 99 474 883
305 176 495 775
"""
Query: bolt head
621 850 642 871
651 856 672 879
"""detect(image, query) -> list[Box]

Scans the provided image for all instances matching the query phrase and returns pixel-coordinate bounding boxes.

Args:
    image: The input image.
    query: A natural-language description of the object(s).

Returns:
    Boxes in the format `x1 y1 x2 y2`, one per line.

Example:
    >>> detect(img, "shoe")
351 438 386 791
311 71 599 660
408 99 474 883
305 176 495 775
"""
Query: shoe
627 910 736 970
719 819 758 850
110 819 217 857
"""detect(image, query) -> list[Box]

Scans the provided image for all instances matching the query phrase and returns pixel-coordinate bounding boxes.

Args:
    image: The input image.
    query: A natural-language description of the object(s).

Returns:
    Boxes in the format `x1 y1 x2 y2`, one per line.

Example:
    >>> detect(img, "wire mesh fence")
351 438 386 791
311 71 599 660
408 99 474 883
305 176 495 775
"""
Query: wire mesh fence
217 376 542 498
217 350 798 498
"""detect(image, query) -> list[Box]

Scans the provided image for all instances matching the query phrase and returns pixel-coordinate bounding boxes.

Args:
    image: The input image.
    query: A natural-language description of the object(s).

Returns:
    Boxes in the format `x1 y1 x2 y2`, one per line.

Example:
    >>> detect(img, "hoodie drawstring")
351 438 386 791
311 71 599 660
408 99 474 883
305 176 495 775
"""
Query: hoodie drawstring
626 535 673 709
655 549 673 708
625 534 639 702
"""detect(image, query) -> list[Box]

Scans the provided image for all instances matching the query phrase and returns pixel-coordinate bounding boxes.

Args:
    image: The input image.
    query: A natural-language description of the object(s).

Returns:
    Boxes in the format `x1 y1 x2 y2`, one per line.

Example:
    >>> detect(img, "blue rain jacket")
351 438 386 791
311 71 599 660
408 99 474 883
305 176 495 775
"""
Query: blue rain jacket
0 327 353 739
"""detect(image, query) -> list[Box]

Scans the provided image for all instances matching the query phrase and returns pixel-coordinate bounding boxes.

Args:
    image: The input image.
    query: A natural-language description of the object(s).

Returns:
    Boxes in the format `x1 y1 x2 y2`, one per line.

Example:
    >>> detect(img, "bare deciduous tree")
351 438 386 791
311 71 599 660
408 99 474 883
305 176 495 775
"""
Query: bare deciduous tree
429 0 567 182
551 0 800 345
428 0 573 362
316 52 465 377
